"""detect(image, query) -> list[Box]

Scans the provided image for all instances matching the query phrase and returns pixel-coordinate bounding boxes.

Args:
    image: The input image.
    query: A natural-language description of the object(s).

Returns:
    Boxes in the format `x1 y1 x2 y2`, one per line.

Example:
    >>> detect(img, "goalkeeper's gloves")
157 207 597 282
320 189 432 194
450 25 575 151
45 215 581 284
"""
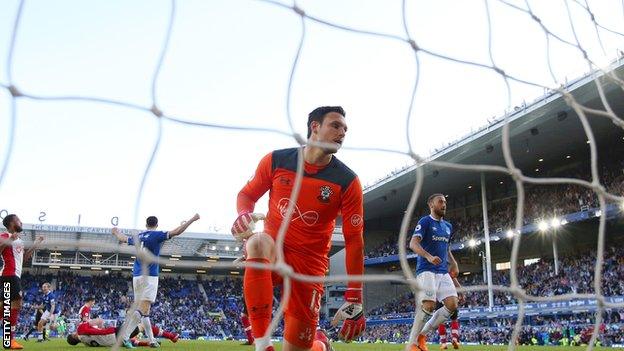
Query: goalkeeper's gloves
331 289 365 342
231 212 265 241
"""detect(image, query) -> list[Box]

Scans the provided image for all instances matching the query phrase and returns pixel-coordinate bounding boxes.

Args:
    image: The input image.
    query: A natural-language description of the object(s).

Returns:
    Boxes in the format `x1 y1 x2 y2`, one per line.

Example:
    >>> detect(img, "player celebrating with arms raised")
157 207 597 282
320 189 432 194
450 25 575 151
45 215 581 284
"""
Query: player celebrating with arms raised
408 194 459 351
231 106 365 351
112 214 199 348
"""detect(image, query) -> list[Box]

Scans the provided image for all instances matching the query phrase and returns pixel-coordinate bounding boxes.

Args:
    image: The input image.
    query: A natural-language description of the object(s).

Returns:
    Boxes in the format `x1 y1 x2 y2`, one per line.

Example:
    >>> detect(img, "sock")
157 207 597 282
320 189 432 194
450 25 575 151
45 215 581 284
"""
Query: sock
253 336 272 351
141 315 156 343
244 258 273 340
152 325 174 340
438 323 447 344
311 340 327 351
245 326 255 344
123 310 143 340
9 308 19 339
161 330 176 340
151 325 162 337
420 306 451 336
241 313 254 344
135 340 150 347
451 319 460 340
409 308 432 344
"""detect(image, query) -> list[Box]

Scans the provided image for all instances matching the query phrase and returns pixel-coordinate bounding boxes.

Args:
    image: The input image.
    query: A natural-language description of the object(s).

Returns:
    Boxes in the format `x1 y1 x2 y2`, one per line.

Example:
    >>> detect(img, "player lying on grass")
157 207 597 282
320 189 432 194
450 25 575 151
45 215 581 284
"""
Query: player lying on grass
66 321 179 347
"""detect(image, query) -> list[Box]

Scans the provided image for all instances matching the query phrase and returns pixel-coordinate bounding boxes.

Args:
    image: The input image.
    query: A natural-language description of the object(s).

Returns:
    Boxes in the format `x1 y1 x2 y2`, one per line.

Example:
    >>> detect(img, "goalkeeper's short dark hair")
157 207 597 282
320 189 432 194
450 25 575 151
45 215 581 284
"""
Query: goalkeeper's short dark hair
307 106 346 138
146 216 158 228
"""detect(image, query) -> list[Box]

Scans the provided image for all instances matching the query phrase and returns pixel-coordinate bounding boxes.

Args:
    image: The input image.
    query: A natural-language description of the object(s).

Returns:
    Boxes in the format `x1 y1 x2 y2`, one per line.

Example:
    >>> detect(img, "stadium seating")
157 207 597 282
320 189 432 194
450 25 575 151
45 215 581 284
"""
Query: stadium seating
366 158 624 257
13 156 623 344
368 245 624 317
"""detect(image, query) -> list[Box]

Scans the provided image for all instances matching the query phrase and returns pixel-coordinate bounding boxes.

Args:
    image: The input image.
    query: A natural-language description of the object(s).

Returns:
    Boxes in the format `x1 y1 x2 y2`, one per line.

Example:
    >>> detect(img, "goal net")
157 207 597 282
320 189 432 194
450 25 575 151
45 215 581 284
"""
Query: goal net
1 1 624 350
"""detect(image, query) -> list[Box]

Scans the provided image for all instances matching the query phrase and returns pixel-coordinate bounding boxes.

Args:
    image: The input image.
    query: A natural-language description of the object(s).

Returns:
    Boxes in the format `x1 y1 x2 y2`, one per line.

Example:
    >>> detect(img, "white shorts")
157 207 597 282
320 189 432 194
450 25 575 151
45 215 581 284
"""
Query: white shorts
79 333 116 347
132 276 159 303
416 271 458 302
41 310 56 323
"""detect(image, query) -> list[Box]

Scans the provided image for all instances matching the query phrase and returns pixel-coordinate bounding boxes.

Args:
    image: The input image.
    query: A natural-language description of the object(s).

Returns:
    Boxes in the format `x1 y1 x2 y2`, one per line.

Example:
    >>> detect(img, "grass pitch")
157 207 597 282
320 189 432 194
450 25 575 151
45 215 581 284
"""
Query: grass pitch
18 338 616 350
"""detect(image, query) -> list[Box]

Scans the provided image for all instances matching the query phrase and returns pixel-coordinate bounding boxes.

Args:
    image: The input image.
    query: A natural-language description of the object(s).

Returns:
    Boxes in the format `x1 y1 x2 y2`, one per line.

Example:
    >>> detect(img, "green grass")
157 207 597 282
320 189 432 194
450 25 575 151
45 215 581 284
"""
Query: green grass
16 338 617 351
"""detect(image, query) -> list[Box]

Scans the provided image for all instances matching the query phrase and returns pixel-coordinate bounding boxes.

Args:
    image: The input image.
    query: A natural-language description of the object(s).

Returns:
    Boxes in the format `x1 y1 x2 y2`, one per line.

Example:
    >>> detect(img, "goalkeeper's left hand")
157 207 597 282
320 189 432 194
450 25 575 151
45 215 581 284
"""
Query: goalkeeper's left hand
331 289 365 342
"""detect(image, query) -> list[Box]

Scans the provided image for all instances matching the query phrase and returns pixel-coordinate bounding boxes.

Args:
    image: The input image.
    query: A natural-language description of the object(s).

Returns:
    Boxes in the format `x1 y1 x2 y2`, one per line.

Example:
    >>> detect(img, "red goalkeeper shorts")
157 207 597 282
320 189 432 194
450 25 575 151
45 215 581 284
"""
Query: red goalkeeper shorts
272 250 325 349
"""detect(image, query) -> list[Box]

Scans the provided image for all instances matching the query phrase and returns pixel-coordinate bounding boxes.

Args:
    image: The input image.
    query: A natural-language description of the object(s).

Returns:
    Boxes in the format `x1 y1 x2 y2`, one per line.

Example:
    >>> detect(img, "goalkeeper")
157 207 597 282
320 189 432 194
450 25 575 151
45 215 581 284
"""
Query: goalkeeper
231 106 365 351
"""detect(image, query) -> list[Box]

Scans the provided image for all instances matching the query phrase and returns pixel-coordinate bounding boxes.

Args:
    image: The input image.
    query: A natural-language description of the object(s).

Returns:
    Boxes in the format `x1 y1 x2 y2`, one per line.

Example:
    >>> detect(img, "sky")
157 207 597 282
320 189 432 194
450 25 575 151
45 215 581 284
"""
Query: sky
0 0 623 232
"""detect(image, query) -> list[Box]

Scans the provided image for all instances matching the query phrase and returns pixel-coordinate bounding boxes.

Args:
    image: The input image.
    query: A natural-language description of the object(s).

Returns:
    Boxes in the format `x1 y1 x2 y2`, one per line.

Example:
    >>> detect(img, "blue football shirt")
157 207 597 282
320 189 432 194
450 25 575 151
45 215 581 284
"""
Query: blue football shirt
412 215 453 275
128 230 169 277
43 290 60 313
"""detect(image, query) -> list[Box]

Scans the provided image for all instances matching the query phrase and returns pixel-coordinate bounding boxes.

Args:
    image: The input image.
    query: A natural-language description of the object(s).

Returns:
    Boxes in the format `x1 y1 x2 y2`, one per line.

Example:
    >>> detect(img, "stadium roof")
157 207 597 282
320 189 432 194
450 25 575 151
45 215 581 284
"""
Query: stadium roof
363 59 624 220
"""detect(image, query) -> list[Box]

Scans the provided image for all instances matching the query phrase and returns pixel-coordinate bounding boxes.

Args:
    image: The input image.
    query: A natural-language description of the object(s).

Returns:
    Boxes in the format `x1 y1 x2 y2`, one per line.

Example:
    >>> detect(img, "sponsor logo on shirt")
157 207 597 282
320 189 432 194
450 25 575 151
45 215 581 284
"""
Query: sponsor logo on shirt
350 214 363 227
432 235 449 242
278 198 319 226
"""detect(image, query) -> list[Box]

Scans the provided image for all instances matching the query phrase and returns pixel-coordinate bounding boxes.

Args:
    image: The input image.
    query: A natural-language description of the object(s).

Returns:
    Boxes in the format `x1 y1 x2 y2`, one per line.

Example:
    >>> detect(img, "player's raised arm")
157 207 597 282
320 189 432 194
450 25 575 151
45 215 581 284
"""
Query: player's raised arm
167 213 200 238
231 152 272 241
331 176 366 341
111 227 129 243
24 236 44 261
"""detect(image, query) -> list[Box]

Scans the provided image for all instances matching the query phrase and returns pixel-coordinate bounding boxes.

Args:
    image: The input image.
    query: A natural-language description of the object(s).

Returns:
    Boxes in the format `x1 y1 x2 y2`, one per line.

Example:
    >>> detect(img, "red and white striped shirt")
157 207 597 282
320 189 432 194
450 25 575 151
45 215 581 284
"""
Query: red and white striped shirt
0 232 24 278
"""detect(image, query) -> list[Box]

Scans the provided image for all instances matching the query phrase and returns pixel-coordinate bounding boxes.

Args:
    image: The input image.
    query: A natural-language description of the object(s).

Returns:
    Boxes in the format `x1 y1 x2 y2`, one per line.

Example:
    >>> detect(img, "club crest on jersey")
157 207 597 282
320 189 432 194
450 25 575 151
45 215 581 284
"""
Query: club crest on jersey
317 185 333 203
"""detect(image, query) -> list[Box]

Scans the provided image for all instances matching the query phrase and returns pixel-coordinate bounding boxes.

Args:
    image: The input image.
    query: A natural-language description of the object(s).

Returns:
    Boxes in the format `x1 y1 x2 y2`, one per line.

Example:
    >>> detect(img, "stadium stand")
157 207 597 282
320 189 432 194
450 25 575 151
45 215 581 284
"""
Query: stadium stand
366 151 624 257
368 245 624 316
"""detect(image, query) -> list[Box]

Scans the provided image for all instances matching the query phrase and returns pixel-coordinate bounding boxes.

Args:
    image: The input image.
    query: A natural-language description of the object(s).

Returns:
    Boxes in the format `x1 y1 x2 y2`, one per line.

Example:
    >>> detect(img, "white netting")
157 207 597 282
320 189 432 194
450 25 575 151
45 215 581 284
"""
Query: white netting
2 1 624 350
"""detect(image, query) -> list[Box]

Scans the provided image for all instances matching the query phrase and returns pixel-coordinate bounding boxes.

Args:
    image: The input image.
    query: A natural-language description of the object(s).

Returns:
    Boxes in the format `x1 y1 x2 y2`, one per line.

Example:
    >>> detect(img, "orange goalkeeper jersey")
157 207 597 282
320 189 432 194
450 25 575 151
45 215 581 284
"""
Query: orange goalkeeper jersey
237 147 364 286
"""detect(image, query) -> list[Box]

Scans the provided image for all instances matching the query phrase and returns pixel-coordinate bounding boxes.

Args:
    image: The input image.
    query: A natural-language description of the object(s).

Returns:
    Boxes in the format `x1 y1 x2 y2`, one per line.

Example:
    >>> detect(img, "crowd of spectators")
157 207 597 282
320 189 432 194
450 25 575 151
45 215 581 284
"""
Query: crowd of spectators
366 160 624 257
16 272 248 339
362 321 624 346
12 262 624 345
369 245 624 316
10 154 624 343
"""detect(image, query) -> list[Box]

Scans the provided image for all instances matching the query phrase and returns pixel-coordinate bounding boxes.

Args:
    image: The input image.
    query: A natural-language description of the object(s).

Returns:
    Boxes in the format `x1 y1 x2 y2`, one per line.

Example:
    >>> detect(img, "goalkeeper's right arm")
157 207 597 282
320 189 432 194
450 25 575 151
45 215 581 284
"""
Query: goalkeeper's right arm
231 152 273 240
